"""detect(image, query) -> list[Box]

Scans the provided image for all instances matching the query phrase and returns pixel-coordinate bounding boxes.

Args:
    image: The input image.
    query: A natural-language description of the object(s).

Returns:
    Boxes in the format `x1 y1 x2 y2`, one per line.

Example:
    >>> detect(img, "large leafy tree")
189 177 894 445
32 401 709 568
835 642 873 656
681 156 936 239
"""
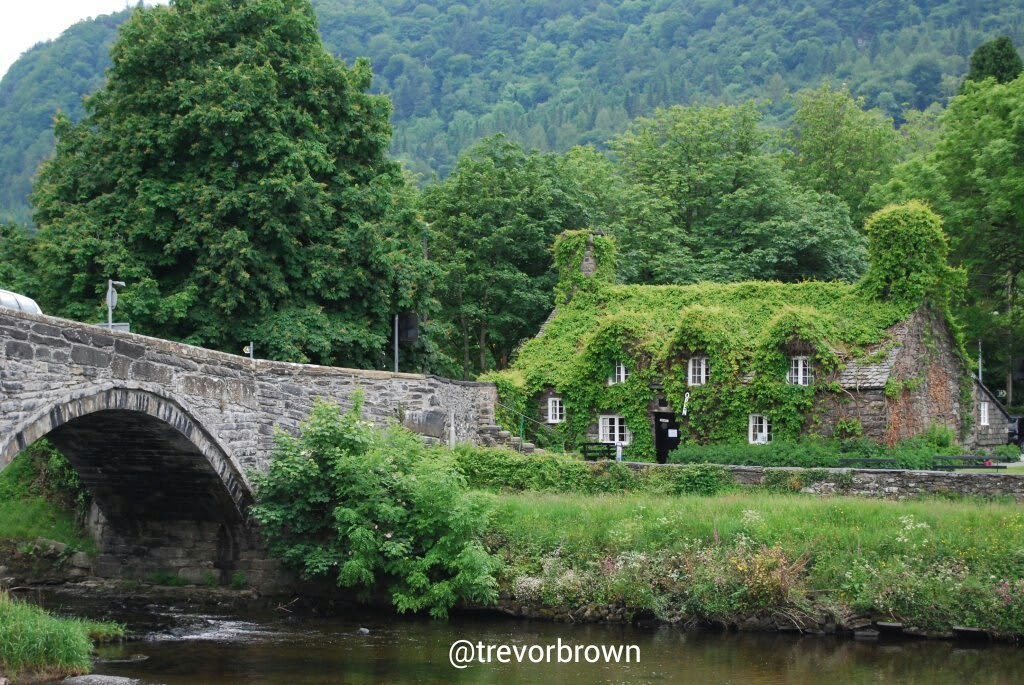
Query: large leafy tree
786 83 901 229
873 74 1024 404
610 102 866 284
932 75 1024 403
963 36 1023 87
422 135 592 377
31 0 433 367
0 223 34 293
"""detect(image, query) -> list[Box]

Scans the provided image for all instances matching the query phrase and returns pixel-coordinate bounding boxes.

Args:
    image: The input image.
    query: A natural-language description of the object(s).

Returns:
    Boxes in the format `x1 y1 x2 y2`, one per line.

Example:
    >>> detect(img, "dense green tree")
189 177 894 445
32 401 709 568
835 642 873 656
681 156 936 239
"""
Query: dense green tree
421 135 591 377
786 83 901 229
963 35 1023 86
860 201 959 308
933 75 1024 403
0 223 34 293
611 103 867 284
31 0 433 368
872 74 1024 404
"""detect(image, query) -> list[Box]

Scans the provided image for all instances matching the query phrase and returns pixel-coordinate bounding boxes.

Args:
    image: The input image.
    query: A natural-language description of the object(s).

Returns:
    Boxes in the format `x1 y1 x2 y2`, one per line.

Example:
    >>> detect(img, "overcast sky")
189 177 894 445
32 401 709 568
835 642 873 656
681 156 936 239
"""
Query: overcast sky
0 1 165 81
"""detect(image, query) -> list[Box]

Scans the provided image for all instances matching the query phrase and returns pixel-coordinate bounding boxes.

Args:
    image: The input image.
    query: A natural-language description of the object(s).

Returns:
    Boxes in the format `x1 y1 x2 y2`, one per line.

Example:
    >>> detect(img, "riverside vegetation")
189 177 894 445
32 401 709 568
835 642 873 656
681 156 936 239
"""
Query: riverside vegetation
0 445 122 681
253 400 1024 640
0 591 123 681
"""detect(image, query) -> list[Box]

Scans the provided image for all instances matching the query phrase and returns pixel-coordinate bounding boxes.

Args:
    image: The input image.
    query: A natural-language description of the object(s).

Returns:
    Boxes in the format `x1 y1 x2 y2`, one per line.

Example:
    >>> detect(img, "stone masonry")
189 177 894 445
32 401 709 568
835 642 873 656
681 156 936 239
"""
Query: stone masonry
0 307 498 586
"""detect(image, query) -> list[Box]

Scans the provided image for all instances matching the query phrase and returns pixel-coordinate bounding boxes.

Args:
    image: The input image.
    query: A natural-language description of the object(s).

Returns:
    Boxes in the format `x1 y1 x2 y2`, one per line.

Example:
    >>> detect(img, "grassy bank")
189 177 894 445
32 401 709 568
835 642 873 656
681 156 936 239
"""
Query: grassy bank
484 490 1024 637
0 591 123 679
0 442 93 552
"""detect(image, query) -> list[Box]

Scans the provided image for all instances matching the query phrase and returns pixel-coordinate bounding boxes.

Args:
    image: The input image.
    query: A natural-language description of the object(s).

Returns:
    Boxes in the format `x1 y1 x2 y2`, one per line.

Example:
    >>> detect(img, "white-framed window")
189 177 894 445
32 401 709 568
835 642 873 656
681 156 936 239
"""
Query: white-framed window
688 356 709 386
787 356 813 386
599 415 632 445
547 397 565 424
980 401 990 427
748 414 772 444
608 360 629 385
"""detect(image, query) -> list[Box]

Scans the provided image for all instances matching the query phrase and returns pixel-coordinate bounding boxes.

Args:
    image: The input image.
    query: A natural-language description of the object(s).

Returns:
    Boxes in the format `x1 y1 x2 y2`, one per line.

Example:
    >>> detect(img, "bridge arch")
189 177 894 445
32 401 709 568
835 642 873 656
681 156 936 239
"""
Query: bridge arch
1 385 255 582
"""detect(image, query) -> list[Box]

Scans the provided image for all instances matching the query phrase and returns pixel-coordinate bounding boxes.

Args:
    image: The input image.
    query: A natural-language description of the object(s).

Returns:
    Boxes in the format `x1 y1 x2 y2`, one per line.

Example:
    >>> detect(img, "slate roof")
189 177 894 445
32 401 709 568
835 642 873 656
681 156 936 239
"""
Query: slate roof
836 345 900 390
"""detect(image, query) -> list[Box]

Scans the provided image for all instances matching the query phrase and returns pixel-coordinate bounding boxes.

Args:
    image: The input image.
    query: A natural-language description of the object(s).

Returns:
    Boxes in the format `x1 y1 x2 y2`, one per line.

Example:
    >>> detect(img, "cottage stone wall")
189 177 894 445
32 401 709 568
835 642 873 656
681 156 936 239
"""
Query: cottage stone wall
972 385 1013 448
882 309 960 444
813 388 889 439
812 309 1008 448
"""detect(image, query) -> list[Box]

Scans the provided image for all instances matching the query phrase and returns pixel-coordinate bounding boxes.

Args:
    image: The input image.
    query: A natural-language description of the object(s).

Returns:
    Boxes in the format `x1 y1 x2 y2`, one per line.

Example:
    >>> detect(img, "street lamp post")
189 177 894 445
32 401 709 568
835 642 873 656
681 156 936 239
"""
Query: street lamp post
106 279 125 327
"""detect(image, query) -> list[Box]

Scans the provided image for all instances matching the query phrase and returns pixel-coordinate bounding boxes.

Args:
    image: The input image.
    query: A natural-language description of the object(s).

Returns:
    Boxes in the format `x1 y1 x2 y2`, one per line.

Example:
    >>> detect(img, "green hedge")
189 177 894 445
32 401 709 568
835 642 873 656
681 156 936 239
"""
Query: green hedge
451 445 734 496
668 435 966 469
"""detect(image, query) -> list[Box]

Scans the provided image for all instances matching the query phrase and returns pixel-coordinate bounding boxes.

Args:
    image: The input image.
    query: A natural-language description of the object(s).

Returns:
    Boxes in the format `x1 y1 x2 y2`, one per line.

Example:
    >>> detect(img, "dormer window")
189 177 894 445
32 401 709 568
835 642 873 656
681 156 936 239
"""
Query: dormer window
787 356 813 386
748 414 772 444
688 356 709 386
608 361 629 385
547 397 565 424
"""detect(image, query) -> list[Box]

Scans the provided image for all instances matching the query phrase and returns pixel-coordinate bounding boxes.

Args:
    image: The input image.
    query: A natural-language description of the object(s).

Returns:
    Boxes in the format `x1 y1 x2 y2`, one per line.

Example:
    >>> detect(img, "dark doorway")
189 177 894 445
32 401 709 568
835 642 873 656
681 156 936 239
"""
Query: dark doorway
654 412 680 464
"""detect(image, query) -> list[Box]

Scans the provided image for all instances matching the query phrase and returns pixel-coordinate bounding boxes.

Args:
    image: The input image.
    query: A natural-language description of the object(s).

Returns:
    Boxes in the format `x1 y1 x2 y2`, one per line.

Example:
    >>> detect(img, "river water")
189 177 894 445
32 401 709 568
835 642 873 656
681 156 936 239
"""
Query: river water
28 591 1024 685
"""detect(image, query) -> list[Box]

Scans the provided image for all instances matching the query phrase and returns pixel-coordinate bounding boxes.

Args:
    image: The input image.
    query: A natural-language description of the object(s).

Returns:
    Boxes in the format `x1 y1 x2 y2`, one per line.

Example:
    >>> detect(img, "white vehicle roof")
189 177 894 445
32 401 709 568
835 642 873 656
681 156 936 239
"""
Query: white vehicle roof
0 289 42 315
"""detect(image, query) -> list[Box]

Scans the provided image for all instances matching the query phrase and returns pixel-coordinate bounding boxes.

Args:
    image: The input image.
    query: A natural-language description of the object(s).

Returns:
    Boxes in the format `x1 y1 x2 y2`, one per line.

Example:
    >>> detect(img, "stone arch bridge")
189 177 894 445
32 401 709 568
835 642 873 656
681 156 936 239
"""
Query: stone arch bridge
0 308 496 586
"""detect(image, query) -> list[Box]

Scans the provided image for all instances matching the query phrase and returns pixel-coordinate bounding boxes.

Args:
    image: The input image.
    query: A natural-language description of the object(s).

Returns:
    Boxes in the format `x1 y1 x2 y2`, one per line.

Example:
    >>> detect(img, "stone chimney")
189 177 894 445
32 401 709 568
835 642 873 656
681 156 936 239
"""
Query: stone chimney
579 232 601 277
553 230 615 308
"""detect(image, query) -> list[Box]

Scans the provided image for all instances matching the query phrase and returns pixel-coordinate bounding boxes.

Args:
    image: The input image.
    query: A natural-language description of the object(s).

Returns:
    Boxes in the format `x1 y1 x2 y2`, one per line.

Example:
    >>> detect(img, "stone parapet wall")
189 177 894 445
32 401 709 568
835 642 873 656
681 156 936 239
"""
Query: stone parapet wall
0 308 497 476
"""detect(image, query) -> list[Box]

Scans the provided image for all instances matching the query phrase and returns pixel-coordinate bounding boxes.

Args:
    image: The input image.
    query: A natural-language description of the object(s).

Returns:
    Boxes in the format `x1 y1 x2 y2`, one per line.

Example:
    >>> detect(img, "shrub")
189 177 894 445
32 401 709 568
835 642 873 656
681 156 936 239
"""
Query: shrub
145 571 188 587
452 445 734 496
669 439 841 468
668 434 961 469
649 464 734 496
251 396 500 619
230 572 247 590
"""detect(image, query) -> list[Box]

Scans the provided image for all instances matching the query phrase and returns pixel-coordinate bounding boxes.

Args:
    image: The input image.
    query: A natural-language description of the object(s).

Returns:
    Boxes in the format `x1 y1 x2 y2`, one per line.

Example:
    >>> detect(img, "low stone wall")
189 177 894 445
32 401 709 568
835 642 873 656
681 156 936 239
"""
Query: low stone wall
733 465 1024 501
625 462 1024 502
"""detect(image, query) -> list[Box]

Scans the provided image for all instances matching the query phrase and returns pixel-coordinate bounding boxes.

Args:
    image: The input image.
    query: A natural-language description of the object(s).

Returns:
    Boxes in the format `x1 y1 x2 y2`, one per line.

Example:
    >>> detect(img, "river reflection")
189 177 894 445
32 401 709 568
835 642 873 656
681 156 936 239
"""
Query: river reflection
30 594 1024 685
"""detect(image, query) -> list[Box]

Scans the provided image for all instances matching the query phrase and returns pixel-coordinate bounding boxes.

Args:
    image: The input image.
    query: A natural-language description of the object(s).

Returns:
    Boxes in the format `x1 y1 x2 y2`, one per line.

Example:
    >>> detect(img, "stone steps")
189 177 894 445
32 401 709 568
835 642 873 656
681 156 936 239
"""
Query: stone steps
476 423 538 454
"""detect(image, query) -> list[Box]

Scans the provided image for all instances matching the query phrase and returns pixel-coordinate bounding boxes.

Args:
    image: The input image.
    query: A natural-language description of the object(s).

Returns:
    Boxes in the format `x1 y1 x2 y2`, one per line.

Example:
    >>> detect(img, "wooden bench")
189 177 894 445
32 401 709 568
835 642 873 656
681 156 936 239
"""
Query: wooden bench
837 457 899 468
581 442 616 461
931 455 1008 471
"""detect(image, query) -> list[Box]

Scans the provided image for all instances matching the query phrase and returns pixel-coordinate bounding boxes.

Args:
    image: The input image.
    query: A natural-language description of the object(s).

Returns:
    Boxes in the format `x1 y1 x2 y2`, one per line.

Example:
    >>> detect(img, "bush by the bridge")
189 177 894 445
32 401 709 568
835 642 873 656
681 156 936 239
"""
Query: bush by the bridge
251 396 499 619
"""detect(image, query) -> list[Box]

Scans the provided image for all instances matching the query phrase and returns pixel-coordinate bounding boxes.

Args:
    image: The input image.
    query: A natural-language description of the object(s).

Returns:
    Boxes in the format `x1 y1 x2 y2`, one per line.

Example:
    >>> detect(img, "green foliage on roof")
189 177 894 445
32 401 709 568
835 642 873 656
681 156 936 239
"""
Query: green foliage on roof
486 203 965 458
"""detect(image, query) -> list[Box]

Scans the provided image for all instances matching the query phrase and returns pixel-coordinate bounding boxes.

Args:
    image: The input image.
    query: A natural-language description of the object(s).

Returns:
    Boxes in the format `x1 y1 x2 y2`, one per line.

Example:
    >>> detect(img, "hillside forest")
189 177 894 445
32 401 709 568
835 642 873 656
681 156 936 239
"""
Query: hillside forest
1 0 1024 409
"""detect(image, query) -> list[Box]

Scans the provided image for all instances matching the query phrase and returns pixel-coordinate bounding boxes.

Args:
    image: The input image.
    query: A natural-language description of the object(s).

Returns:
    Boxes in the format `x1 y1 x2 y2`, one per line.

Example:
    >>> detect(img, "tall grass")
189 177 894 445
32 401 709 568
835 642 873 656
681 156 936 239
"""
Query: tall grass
0 591 124 678
484 491 1024 634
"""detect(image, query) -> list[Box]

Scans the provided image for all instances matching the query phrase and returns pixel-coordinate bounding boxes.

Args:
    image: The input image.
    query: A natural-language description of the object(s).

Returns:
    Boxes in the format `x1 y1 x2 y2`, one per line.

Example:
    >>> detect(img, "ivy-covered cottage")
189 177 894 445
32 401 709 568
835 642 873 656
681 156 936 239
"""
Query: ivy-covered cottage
490 203 1011 462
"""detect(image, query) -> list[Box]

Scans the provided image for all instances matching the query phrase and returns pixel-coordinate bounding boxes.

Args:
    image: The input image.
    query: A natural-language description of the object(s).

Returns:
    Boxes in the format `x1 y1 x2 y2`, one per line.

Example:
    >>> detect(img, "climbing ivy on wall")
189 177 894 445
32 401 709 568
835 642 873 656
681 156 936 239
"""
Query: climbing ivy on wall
860 201 965 311
551 230 617 306
493 205 966 460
